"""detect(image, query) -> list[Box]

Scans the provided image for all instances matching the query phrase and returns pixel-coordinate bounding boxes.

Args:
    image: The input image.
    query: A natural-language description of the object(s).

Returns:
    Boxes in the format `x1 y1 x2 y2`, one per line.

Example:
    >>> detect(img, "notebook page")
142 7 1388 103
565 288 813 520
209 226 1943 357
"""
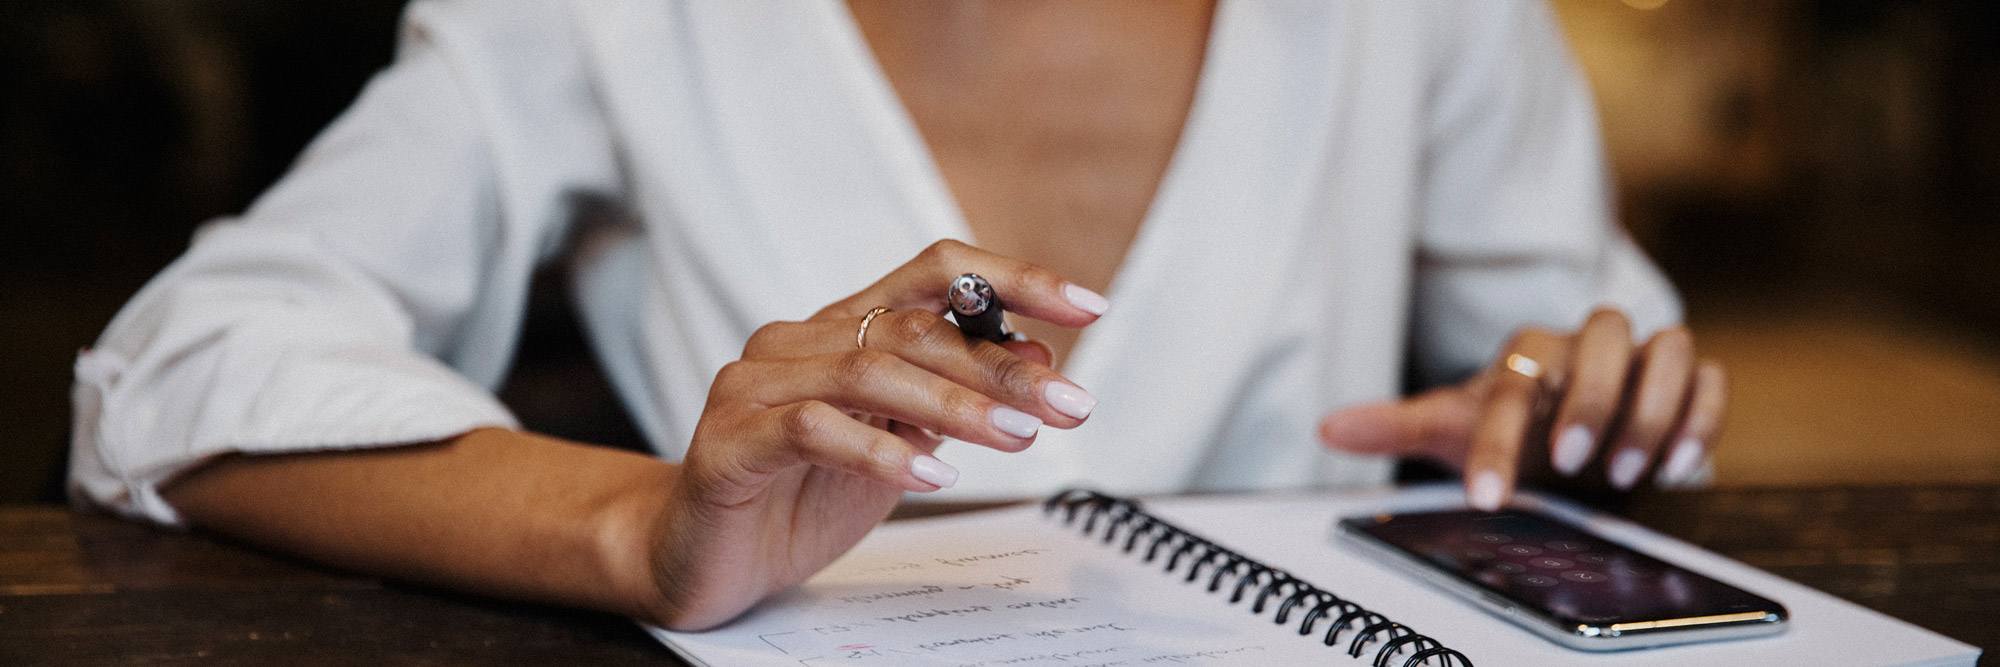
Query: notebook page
648 504 1388 666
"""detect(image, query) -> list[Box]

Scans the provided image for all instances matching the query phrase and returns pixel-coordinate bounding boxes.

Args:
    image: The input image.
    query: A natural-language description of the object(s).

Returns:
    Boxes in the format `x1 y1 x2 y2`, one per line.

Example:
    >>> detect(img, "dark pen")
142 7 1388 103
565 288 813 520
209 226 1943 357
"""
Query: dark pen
947 273 1011 344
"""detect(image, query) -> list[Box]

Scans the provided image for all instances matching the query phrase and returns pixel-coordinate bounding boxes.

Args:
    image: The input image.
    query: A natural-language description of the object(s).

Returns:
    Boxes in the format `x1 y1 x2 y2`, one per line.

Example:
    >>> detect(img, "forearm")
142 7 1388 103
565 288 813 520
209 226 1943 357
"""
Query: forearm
161 427 673 621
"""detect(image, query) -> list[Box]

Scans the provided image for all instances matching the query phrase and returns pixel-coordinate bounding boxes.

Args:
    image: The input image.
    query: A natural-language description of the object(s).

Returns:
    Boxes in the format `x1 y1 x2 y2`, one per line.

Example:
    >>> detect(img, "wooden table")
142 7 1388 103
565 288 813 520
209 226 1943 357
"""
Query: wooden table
3 486 1994 666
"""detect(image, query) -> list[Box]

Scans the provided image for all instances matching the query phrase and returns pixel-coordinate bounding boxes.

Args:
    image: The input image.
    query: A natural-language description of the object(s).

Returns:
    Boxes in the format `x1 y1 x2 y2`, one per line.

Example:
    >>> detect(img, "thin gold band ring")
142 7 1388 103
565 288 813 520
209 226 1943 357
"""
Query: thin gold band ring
856 307 893 349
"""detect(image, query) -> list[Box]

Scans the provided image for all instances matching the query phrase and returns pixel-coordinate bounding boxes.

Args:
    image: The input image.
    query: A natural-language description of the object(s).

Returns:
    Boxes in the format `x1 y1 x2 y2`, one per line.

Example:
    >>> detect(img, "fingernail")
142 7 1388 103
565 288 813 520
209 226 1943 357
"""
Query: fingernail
909 455 959 489
1468 471 1505 511
1608 449 1649 490
1064 284 1110 316
1043 382 1098 419
990 406 1042 439
1553 424 1593 476
1656 437 1704 487
917 426 944 441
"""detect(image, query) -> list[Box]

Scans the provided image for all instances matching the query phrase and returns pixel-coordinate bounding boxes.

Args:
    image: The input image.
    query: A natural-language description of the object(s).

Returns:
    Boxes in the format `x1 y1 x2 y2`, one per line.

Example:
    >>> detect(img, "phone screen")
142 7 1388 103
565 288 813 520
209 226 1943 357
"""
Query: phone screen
1342 509 1786 629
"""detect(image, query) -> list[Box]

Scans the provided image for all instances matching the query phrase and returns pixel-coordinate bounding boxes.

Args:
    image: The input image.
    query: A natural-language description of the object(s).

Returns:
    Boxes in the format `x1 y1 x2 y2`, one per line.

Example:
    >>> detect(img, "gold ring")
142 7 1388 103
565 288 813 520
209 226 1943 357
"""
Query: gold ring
856 307 892 348
1503 353 1543 380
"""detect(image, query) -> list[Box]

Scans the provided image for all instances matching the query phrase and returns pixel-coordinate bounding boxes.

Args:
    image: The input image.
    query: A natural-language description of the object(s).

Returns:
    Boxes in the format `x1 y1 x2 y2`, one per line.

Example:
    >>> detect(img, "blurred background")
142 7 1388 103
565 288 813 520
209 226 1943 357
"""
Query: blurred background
2 0 1996 505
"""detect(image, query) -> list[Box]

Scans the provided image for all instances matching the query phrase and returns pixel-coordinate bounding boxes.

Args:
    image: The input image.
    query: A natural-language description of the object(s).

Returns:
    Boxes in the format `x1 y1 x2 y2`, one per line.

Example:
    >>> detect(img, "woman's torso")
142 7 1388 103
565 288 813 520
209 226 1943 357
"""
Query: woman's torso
558 1 1486 497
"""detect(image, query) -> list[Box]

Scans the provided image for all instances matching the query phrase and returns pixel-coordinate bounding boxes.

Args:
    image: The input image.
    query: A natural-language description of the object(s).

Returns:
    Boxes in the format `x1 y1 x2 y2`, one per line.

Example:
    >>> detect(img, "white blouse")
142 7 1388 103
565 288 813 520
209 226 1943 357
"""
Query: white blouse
70 0 1681 525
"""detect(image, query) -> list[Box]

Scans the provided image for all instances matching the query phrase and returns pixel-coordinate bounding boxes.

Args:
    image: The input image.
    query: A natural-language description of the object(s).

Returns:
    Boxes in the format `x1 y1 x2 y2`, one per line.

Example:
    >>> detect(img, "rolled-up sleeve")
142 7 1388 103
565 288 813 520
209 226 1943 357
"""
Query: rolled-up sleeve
1409 0 1682 387
69 0 619 525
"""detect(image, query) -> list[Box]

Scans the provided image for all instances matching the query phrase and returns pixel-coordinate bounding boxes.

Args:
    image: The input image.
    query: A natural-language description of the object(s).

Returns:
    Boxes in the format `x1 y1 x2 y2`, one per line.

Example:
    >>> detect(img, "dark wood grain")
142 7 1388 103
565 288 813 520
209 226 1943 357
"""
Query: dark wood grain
0 509 676 666
1627 485 1999 664
2 487 1992 665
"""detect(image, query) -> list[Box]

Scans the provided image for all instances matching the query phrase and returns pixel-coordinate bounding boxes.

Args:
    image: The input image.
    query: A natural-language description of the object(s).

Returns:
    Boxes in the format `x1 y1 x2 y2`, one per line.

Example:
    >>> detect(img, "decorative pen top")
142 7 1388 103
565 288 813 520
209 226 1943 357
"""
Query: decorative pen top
947 273 1009 343
948 274 996 317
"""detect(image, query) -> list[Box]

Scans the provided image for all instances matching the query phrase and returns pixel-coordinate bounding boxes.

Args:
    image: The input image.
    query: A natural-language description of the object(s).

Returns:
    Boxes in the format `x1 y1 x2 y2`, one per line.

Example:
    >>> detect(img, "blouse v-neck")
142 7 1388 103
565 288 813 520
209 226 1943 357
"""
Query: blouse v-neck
813 0 1235 379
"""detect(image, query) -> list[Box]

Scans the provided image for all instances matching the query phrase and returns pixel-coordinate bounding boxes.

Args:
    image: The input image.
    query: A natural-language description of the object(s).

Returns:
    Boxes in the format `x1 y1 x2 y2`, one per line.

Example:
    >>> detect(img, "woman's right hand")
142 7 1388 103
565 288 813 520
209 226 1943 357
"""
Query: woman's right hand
635 240 1110 631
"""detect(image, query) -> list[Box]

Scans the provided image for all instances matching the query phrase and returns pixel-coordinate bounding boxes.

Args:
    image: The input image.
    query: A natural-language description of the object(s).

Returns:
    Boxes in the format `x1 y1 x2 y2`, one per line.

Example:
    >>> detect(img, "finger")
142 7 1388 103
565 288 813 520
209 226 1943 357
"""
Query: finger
757 401 959 493
1549 310 1634 476
1465 329 1567 511
1656 359 1726 487
685 401 957 506
1000 338 1055 368
1318 385 1480 461
718 351 1043 452
747 315 1056 366
816 239 1108 326
1604 326 1697 490
887 420 946 453
742 310 1095 425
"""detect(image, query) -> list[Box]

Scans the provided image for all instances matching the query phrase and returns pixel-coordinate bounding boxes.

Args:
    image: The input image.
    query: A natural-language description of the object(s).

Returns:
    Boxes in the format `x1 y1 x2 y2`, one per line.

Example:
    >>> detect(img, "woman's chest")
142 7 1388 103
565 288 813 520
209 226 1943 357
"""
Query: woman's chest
848 0 1216 362
577 0 1437 329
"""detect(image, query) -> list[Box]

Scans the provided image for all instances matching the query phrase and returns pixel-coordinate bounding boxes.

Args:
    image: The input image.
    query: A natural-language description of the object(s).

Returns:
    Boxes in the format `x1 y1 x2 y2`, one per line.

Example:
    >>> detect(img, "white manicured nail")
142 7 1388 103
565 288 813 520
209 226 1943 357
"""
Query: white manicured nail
1044 382 1098 419
1553 425 1593 476
1468 471 1505 511
990 406 1042 439
1064 284 1110 316
909 455 959 489
1608 448 1649 490
1656 437 1704 487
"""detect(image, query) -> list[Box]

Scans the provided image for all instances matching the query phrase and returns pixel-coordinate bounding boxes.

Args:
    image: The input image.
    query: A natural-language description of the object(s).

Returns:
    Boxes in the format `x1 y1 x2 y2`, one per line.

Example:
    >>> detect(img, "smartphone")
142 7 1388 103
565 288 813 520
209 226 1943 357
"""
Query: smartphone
1336 508 1787 651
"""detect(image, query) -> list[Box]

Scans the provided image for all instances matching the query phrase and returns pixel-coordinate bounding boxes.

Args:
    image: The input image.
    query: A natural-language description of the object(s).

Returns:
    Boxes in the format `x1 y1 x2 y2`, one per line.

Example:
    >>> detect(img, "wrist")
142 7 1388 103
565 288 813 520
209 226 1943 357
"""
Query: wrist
590 457 681 625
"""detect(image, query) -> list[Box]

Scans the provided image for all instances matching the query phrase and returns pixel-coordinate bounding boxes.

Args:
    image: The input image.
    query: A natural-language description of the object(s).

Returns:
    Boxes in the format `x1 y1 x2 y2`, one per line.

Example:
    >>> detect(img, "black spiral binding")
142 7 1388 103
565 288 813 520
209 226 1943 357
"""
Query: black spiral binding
1044 489 1474 667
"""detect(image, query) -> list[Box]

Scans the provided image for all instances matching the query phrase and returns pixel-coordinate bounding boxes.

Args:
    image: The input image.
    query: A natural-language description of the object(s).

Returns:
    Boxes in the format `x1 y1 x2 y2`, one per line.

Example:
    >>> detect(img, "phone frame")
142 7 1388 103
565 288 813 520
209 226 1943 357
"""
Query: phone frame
1335 509 1788 652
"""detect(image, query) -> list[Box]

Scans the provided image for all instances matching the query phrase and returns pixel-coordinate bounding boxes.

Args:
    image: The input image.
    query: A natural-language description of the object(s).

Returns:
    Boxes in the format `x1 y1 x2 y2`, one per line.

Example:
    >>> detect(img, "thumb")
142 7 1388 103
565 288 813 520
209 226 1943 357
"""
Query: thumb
1319 386 1481 464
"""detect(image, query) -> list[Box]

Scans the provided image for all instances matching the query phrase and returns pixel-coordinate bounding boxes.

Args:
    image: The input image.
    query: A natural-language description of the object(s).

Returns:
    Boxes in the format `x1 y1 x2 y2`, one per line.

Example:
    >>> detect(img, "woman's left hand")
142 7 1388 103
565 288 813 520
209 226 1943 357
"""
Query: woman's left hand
1318 309 1727 510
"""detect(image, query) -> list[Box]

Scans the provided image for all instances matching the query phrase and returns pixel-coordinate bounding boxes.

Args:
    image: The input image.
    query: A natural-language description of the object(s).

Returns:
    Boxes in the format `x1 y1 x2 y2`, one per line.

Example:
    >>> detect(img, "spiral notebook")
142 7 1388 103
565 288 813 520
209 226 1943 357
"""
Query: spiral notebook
647 485 1979 667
